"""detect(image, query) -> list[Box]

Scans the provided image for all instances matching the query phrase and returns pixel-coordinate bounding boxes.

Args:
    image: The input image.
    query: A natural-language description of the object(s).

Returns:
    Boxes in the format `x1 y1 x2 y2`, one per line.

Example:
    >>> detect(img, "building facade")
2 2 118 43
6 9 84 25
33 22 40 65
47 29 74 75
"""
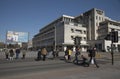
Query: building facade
33 15 87 51
33 8 120 52
97 20 120 52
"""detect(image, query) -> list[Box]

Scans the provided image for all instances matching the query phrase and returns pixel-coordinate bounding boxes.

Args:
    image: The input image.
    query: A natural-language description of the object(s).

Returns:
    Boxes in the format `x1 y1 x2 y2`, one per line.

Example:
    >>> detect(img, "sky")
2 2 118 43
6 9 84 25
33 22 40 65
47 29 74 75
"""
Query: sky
0 0 120 42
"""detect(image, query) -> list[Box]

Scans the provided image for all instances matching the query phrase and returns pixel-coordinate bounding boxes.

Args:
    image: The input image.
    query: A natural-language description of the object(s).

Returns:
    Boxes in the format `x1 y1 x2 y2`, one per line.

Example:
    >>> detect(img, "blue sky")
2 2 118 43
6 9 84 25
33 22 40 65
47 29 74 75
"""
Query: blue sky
0 0 120 42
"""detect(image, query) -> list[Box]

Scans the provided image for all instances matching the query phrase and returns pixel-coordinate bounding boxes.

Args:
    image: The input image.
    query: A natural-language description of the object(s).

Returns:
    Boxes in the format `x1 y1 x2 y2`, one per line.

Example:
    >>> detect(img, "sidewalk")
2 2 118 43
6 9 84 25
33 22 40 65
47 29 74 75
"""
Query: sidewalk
0 51 120 65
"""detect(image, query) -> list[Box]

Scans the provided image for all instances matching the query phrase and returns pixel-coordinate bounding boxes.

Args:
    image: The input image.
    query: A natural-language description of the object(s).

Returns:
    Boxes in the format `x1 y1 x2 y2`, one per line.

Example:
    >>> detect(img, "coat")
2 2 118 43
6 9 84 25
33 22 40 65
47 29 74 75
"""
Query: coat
41 48 47 55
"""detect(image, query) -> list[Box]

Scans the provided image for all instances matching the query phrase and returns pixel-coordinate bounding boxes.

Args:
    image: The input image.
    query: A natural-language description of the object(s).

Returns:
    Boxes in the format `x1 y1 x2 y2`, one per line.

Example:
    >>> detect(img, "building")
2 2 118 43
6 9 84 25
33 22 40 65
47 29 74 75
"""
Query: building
96 20 120 52
33 15 87 51
33 8 120 52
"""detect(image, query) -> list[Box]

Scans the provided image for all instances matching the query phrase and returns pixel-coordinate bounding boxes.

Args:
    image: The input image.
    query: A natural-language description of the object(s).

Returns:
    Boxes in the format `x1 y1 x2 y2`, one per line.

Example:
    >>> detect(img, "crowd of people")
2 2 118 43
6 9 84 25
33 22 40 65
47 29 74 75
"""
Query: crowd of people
4 48 26 60
36 47 99 68
2 47 99 68
64 47 99 68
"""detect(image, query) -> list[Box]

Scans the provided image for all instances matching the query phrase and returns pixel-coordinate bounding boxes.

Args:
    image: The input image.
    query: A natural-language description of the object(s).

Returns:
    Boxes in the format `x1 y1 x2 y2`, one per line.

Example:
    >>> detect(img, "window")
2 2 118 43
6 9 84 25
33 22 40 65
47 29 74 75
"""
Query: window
102 17 104 21
96 22 98 26
84 37 86 40
71 36 74 40
76 29 82 34
96 16 98 20
74 23 78 26
99 17 101 20
71 29 74 33
84 31 86 34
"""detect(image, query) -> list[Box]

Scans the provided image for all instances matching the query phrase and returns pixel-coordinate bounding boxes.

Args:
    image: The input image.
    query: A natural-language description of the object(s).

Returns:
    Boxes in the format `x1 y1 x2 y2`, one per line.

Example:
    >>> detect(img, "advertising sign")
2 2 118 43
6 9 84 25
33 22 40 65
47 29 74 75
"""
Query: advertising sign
7 31 28 43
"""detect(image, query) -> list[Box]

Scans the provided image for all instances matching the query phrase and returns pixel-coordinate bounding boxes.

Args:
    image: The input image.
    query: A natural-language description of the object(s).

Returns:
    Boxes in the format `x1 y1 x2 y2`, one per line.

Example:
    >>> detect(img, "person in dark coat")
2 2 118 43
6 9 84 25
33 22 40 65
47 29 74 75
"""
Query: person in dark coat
9 49 14 60
52 49 56 59
88 47 99 68
73 48 80 64
15 48 20 59
37 49 42 61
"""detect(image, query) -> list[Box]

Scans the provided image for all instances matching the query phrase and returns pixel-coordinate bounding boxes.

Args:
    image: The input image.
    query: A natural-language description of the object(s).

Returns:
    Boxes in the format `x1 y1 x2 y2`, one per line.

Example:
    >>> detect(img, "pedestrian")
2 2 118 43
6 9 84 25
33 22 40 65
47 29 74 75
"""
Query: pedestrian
15 48 20 59
9 49 14 60
22 49 26 59
41 48 48 61
52 49 56 59
81 55 89 67
64 48 69 61
36 49 42 61
56 49 59 57
4 48 9 60
73 47 81 64
88 47 99 68
68 49 72 61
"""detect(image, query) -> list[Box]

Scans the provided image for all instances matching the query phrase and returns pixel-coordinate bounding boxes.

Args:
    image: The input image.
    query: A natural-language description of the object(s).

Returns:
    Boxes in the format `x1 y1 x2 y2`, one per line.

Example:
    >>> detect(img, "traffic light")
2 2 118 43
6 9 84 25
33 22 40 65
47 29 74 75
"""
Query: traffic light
105 34 111 40
111 31 118 43
105 31 118 43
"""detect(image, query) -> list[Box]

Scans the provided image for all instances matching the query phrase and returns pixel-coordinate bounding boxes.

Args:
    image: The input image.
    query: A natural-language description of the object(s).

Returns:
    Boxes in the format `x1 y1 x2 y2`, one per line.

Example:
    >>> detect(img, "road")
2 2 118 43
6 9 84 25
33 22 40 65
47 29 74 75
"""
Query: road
0 57 120 79
0 51 120 79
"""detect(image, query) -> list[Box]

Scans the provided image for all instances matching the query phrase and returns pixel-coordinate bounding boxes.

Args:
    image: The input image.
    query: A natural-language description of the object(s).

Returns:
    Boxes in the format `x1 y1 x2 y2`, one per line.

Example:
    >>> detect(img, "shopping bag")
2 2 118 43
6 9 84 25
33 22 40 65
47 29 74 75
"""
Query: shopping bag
65 55 68 60
91 59 94 64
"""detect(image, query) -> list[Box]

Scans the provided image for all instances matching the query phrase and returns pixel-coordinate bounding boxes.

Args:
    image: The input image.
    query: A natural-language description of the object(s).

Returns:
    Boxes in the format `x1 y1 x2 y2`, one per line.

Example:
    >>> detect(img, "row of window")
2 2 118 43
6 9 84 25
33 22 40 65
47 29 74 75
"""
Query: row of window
71 29 86 34
71 36 86 41
63 17 74 23
96 16 104 21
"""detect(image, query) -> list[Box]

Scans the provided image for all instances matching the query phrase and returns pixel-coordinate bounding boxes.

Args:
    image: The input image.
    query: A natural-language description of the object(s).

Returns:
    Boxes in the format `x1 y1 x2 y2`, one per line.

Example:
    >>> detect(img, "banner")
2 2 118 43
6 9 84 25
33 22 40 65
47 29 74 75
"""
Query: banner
7 31 28 43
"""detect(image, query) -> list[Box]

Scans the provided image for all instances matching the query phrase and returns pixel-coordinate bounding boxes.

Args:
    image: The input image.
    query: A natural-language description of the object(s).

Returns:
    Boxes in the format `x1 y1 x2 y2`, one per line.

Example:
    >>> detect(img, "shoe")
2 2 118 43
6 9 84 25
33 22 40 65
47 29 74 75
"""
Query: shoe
97 66 99 68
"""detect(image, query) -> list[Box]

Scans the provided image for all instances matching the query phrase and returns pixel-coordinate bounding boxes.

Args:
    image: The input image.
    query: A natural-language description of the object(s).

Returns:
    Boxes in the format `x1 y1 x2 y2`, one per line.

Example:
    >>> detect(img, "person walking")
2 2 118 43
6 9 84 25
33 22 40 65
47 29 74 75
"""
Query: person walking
9 49 14 60
73 47 81 64
68 49 72 61
37 49 42 61
41 48 48 61
15 48 20 59
56 49 59 57
4 48 9 60
22 49 26 59
88 47 99 68
64 48 69 61
52 49 56 59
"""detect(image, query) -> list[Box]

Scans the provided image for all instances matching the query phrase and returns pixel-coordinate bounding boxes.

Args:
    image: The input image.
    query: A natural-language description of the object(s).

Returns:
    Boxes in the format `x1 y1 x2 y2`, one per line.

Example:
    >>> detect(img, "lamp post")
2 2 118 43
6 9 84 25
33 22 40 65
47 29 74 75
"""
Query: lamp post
110 30 118 65
54 24 56 51
105 30 118 65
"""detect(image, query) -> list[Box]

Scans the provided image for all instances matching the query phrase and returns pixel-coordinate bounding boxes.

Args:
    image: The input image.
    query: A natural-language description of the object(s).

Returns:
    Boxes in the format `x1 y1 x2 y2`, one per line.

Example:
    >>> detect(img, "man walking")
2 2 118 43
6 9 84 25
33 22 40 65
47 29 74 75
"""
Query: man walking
88 47 99 68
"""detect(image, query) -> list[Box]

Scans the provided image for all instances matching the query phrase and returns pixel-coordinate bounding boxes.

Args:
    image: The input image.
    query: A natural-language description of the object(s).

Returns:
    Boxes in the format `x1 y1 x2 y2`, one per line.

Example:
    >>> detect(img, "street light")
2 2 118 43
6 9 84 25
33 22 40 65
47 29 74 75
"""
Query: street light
54 24 56 51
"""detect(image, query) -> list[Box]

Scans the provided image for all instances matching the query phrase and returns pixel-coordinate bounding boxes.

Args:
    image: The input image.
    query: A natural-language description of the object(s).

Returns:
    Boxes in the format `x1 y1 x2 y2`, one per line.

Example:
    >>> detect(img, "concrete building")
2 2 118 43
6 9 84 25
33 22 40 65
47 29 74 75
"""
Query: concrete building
33 8 120 52
96 20 120 52
33 15 87 51
82 8 105 41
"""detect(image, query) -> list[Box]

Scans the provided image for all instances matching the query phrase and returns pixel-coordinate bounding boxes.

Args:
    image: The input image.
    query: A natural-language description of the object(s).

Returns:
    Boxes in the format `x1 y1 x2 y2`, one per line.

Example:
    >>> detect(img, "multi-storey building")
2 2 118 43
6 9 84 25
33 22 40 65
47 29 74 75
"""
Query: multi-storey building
33 15 87 51
97 20 120 52
83 8 105 40
33 8 120 52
